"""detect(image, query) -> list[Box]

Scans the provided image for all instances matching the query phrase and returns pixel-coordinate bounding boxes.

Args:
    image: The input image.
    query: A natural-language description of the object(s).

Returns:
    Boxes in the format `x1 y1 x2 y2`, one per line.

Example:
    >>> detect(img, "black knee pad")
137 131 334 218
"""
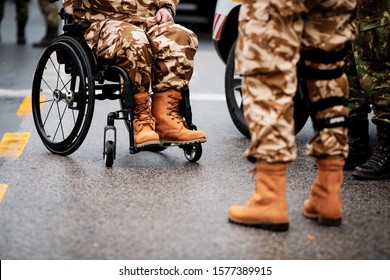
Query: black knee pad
299 46 349 130
301 46 348 81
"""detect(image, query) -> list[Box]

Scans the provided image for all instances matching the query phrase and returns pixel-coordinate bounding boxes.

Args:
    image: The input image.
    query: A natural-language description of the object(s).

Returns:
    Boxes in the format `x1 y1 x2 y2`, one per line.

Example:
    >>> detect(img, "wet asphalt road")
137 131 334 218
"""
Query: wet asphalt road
0 1 389 260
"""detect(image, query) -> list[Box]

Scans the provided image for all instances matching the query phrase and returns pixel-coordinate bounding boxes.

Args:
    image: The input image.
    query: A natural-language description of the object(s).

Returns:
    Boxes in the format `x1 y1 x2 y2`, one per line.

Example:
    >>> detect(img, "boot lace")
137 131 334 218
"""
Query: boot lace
135 99 154 127
167 94 184 124
367 147 390 166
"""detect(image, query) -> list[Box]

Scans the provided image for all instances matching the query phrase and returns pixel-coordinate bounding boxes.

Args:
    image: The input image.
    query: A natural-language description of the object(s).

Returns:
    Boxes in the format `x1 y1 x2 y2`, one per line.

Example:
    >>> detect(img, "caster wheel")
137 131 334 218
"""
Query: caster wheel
184 143 202 163
104 140 115 167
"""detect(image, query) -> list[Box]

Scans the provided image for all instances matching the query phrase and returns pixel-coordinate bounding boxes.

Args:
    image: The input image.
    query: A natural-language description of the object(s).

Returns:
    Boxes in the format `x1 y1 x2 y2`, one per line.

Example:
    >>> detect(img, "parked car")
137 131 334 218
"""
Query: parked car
212 0 309 138
176 0 217 28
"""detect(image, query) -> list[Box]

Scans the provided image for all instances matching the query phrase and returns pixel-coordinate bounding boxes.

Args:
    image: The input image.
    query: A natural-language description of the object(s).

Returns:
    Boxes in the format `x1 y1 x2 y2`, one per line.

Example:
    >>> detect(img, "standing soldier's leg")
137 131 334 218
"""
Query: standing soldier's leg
228 1 305 231
16 0 28 45
352 24 390 180
33 0 59 47
344 42 371 170
302 0 356 226
149 23 206 145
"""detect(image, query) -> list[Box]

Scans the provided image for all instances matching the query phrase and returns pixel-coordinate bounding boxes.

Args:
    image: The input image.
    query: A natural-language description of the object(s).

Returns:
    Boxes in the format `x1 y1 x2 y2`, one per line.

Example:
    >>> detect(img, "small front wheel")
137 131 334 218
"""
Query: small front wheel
104 140 115 167
183 143 202 163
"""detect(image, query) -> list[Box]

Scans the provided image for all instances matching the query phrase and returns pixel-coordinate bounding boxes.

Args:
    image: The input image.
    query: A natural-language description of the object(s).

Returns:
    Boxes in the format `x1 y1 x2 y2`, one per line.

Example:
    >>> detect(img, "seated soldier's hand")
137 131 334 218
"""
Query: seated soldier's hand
156 8 173 23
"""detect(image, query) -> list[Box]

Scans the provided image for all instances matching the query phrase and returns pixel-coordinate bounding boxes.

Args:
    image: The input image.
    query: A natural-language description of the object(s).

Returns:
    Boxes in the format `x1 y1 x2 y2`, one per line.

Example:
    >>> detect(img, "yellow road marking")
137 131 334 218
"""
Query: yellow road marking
17 95 45 115
0 184 8 203
16 96 32 115
0 133 31 157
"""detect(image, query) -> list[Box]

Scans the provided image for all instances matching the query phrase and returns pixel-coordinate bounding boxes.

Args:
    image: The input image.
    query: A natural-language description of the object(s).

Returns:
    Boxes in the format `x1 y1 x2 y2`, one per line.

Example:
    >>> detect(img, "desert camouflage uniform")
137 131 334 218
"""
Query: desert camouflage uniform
236 0 356 163
348 0 390 125
64 0 198 94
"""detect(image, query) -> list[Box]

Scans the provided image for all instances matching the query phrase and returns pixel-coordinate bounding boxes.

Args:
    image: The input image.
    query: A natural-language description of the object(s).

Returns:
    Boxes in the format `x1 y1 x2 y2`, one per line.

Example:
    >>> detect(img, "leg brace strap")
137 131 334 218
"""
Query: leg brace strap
300 46 349 130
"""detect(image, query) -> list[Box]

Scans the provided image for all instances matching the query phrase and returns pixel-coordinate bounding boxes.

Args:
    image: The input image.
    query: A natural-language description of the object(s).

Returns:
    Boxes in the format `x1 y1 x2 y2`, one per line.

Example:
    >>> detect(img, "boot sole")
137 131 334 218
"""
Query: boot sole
302 212 342 227
228 218 289 232
135 140 161 149
352 170 390 180
160 138 207 145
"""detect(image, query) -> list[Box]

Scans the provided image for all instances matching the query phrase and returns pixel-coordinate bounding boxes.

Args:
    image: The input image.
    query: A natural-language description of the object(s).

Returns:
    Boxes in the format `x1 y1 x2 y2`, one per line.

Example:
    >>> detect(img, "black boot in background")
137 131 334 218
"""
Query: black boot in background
344 117 371 170
32 25 58 48
17 20 26 45
352 125 390 180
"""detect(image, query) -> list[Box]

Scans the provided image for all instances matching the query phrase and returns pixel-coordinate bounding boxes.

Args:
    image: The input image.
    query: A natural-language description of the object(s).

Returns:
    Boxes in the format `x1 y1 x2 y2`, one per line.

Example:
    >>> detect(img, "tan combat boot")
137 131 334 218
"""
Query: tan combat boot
133 92 160 148
228 162 289 232
151 90 207 144
302 158 344 226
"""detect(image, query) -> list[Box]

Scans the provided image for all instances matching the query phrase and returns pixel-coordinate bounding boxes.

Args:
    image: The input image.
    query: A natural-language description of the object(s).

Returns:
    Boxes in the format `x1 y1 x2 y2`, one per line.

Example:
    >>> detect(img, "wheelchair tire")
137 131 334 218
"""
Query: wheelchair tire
104 140 115 167
32 36 95 155
183 143 202 163
225 41 309 139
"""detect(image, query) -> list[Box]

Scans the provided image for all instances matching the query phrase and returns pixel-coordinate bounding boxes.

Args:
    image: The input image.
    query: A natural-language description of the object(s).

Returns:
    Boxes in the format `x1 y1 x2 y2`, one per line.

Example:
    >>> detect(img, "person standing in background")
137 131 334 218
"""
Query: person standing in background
32 0 59 47
0 0 29 45
343 42 372 171
346 0 390 180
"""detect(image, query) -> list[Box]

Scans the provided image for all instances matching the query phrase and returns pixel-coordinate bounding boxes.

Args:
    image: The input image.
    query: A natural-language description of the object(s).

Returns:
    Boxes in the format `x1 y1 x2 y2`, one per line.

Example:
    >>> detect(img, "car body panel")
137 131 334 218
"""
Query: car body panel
212 0 241 64
212 0 240 41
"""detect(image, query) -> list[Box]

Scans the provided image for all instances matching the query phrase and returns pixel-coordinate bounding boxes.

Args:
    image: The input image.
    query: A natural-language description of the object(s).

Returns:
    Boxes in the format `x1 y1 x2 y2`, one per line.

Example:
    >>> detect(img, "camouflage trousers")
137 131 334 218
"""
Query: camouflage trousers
37 0 59 27
0 0 29 23
344 43 371 121
85 19 198 94
236 0 355 163
347 22 390 125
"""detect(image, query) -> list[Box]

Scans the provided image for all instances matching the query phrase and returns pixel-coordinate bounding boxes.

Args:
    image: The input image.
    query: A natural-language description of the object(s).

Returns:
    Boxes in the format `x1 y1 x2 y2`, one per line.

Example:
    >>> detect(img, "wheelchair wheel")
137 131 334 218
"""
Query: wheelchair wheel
225 41 309 138
32 36 95 155
183 143 202 163
104 140 115 167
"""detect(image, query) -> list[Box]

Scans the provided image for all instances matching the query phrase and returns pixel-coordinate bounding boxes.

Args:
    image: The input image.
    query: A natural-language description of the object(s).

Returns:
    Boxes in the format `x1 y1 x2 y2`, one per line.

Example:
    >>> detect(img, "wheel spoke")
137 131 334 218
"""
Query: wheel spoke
60 77 72 95
42 98 56 129
53 100 70 141
232 74 242 90
49 56 69 92
240 101 244 113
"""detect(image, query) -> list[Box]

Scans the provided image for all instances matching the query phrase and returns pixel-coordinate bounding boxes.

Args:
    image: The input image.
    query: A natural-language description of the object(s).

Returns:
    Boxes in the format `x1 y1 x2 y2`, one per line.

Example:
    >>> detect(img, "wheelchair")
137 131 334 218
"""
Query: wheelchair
31 7 203 167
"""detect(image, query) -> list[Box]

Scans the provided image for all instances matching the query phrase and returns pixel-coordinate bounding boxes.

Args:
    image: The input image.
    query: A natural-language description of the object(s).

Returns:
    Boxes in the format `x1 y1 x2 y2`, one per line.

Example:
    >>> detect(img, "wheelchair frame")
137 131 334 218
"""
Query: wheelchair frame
31 7 203 167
